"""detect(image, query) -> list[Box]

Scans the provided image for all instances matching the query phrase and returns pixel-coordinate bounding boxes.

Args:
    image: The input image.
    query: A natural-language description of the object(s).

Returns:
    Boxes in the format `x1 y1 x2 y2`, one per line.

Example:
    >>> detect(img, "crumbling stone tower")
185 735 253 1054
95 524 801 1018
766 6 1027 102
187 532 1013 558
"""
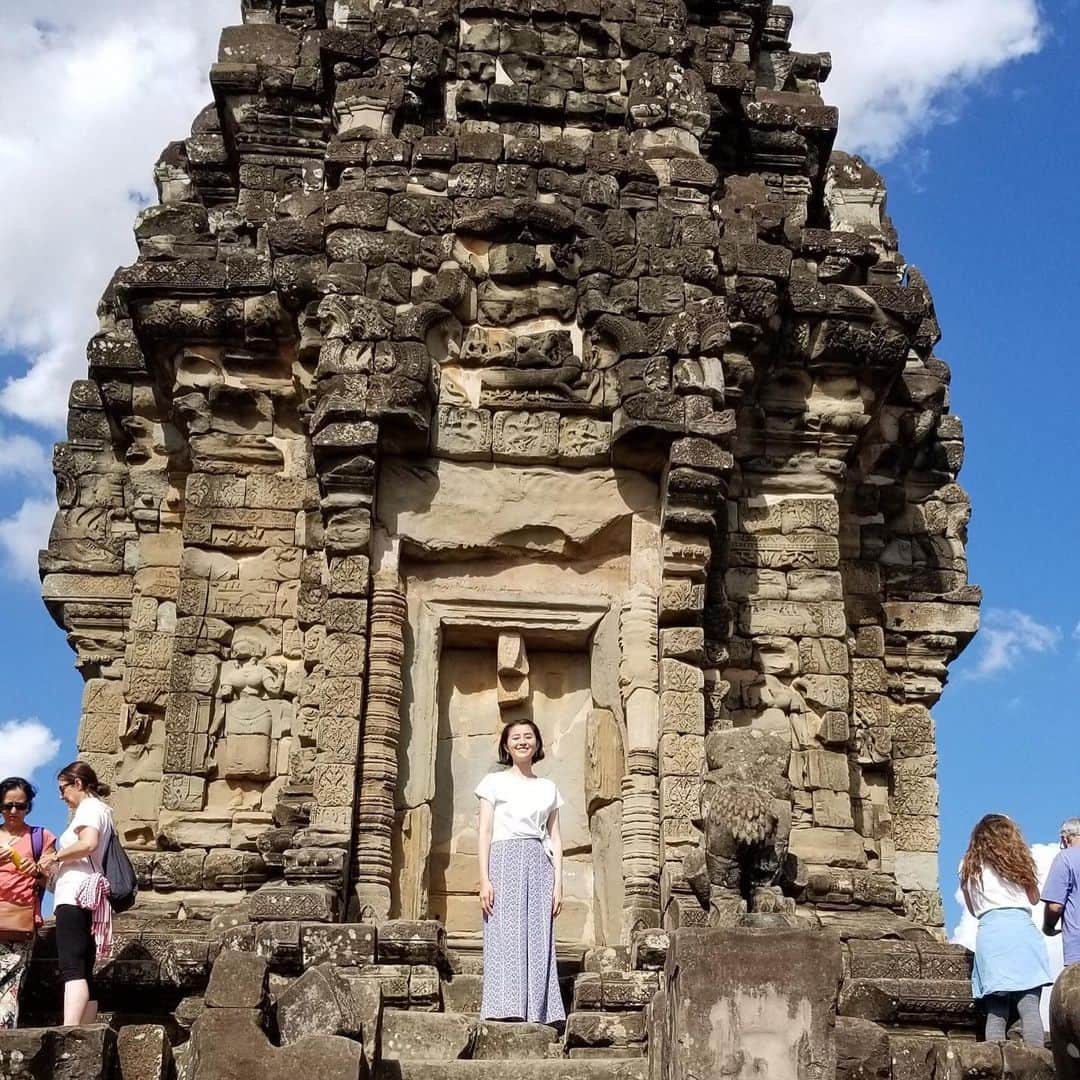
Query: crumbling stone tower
41 0 978 949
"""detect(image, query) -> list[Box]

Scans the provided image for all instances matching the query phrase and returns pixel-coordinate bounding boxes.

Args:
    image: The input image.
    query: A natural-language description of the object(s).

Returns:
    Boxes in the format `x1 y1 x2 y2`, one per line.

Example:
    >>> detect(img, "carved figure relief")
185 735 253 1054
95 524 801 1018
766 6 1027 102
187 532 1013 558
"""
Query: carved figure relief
216 626 287 782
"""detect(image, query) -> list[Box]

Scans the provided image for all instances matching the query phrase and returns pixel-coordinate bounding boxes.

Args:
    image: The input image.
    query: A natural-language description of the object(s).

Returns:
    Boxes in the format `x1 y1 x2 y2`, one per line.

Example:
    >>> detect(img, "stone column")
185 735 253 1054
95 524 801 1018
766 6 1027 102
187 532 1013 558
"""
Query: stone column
658 441 732 929
619 582 661 939
352 572 407 919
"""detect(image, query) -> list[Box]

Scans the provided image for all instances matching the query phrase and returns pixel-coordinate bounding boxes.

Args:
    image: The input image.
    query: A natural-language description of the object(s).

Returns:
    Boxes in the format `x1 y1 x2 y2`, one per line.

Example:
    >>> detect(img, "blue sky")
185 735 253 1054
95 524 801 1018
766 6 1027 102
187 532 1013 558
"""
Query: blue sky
0 0 1074 932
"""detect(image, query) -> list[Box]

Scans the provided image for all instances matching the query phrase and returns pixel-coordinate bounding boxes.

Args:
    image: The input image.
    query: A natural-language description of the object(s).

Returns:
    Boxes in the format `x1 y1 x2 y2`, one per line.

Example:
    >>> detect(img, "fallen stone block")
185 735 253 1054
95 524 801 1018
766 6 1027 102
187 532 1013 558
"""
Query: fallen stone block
302 922 377 968
276 962 375 1050
473 1020 558 1059
190 1007 365 1080
205 950 269 1010
1001 1042 1055 1080
564 1012 646 1049
654 928 841 1080
382 1009 476 1060
117 1023 173 1080
835 1017 889 1080
0 1024 117 1080
441 974 483 1014
377 920 446 966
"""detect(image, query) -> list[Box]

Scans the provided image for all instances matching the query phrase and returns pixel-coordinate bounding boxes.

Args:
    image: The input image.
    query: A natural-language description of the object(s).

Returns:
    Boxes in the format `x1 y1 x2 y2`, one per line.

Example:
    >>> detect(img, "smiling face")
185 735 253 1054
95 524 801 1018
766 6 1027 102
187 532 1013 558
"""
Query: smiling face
0 784 31 830
504 722 539 765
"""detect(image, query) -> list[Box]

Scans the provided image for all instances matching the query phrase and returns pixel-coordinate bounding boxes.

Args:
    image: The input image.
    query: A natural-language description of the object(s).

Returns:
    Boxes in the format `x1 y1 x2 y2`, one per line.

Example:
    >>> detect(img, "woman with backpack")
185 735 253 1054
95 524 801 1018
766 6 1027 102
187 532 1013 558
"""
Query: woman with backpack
37 761 114 1027
0 776 56 1028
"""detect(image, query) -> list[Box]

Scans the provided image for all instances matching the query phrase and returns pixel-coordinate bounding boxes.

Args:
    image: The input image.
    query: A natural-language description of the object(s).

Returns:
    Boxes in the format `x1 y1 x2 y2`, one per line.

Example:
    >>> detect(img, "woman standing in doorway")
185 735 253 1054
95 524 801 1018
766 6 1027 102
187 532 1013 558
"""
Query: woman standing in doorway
37 761 114 1028
0 778 55 1028
960 813 1053 1046
475 720 566 1026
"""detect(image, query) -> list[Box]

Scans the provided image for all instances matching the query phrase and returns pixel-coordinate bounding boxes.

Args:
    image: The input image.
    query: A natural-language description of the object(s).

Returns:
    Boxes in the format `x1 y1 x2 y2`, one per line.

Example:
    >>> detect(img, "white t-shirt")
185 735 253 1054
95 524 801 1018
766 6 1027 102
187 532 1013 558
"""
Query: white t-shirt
53 797 113 908
961 862 1032 917
475 770 564 845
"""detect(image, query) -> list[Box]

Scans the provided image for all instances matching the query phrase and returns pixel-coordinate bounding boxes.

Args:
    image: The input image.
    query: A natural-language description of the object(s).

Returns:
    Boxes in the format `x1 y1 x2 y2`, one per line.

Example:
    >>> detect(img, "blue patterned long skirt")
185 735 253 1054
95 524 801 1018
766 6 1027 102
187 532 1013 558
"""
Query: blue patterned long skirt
481 838 566 1025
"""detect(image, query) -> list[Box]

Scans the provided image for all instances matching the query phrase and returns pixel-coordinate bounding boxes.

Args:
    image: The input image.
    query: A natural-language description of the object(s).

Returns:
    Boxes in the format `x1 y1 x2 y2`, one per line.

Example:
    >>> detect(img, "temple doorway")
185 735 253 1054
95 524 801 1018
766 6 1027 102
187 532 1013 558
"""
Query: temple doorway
427 645 593 946
389 586 625 953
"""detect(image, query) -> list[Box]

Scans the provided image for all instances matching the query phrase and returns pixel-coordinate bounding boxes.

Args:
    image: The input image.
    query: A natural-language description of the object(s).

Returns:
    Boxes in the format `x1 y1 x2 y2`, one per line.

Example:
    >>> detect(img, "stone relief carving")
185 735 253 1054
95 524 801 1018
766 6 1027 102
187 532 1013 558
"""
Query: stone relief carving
216 626 288 782
39 0 979 938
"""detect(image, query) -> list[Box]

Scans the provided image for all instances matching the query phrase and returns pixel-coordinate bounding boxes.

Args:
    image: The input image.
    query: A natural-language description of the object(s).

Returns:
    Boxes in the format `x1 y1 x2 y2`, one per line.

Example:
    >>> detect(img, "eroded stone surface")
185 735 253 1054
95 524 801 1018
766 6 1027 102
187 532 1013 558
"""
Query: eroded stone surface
0 1025 116 1080
44 0 976 948
652 928 842 1080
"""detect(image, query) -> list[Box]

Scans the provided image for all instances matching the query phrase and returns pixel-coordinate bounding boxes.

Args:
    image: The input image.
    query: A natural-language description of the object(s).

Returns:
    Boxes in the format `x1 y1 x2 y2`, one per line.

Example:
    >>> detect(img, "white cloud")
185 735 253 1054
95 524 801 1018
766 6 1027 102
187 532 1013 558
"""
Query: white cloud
0 497 57 583
0 718 62 779
0 430 53 489
0 425 54 584
951 842 1063 1029
788 0 1044 159
0 1 236 430
966 608 1060 679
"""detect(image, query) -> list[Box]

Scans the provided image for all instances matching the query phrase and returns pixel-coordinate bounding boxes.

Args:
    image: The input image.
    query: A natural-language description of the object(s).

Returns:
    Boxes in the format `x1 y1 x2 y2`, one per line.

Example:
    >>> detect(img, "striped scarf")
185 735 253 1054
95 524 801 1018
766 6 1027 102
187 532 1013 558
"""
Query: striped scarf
74 873 112 959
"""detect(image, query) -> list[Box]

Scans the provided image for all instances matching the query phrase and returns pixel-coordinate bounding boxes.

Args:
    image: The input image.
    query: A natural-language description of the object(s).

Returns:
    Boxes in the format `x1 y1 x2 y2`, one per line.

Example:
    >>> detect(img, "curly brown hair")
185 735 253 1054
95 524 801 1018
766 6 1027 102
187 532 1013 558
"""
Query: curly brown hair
960 813 1038 893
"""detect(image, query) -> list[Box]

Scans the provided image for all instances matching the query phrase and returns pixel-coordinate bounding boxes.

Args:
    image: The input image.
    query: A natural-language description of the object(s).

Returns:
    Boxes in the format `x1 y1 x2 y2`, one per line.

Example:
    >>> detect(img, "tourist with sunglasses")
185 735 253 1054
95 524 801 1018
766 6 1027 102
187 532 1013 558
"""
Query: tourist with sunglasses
0 777 56 1028
36 761 114 1027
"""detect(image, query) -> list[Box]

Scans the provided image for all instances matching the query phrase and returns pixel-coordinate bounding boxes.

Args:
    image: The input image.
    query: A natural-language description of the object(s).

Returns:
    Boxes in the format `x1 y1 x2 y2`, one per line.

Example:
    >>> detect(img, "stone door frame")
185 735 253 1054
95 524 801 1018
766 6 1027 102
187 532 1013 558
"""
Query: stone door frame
396 589 613 935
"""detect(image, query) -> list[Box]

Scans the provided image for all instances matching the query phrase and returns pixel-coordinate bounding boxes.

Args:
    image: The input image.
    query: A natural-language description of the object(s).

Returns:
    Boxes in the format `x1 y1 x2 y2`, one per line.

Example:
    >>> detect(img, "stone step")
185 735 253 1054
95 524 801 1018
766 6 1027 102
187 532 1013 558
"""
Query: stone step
442 974 483 1014
567 1047 646 1060
383 1059 648 1080
572 972 658 1012
382 1010 562 1062
564 1011 647 1050
474 1019 561 1059
383 1009 477 1061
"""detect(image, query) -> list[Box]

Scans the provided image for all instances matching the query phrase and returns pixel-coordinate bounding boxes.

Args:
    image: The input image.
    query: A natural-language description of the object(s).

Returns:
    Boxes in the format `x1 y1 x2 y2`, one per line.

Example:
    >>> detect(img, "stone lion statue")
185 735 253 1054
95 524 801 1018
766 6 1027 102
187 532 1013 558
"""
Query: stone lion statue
684 727 793 918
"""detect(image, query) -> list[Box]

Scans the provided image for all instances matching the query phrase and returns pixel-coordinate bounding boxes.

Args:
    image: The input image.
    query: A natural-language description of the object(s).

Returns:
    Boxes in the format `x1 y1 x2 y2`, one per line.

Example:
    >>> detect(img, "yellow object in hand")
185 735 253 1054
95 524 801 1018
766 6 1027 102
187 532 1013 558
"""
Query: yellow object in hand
6 845 27 873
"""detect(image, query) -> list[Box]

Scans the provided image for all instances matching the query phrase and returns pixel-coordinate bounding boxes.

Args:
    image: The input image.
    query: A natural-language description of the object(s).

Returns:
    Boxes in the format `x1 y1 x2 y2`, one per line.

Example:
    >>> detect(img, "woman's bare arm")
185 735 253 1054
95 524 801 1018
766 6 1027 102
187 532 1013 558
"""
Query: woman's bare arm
547 809 563 917
478 799 495 916
39 826 99 873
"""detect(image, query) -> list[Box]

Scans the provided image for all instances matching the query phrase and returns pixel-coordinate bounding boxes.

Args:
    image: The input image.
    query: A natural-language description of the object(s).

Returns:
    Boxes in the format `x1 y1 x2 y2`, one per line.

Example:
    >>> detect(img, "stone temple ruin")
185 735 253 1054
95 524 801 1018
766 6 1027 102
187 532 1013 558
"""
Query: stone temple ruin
4 0 1027 1078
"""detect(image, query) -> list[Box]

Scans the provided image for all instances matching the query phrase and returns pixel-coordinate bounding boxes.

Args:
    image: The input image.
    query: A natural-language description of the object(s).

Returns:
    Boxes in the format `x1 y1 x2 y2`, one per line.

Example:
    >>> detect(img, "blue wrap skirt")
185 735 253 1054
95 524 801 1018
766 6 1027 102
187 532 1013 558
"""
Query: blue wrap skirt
972 907 1053 999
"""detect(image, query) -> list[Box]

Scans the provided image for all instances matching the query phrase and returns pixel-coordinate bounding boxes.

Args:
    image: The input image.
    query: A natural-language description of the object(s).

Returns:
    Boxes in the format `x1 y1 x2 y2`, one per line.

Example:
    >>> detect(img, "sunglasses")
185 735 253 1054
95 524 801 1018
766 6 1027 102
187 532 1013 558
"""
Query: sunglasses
1 802 28 812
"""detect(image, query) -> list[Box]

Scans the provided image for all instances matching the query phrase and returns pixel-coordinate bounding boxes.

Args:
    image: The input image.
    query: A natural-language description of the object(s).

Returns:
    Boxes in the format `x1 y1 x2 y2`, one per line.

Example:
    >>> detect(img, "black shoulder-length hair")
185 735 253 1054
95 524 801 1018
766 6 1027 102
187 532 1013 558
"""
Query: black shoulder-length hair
497 720 545 765
0 777 37 810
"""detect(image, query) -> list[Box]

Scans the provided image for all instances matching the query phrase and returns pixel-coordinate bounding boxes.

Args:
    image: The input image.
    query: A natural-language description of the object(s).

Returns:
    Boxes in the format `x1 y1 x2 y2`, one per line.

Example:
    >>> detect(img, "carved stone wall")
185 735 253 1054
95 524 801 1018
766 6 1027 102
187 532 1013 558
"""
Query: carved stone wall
42 0 977 931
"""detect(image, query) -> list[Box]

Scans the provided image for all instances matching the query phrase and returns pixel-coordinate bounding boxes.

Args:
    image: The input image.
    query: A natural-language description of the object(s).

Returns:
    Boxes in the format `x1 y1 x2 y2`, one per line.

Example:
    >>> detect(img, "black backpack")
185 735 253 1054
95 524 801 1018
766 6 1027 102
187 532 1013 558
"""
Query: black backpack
96 829 138 913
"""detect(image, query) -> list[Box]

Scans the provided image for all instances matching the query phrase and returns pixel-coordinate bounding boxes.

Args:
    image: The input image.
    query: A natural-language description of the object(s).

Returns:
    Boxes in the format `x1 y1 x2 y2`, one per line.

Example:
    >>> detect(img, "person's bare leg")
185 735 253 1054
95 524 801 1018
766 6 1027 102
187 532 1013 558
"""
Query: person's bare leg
62 979 90 1026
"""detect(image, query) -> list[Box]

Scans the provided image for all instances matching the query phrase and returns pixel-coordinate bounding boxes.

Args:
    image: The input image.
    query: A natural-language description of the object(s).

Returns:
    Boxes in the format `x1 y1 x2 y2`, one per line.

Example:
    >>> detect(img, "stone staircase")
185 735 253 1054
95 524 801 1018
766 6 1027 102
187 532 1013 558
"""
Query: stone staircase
371 930 665 1080
0 920 1067 1080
